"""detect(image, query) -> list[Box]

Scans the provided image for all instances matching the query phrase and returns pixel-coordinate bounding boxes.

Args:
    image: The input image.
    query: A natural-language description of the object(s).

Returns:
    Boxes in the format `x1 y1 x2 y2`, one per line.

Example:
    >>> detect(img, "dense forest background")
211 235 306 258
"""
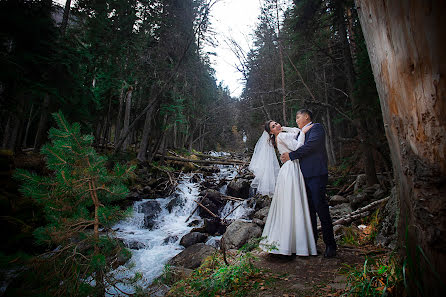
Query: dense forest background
0 0 388 186
1 0 445 296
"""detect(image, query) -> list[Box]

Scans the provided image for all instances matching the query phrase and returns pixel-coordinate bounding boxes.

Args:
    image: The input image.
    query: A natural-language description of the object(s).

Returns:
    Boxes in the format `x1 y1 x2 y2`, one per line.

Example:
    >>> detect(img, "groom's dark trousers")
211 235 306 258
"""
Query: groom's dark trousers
289 123 336 248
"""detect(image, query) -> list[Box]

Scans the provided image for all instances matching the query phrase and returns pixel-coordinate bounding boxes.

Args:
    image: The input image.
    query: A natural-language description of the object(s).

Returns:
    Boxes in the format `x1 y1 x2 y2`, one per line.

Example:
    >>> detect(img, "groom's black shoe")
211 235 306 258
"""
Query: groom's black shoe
324 245 337 258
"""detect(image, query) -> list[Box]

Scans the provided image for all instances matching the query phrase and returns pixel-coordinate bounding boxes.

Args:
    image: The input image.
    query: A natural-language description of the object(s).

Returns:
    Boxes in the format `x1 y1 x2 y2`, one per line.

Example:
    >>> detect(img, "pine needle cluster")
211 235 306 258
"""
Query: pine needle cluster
13 111 136 296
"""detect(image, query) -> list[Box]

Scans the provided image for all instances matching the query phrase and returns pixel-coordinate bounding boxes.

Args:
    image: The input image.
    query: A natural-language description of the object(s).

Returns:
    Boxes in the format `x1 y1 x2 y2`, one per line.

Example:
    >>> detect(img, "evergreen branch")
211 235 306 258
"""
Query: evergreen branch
46 148 67 164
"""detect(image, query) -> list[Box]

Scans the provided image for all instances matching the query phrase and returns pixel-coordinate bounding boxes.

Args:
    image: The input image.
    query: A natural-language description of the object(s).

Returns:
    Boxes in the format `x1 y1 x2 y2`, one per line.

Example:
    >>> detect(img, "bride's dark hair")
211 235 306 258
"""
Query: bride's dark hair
264 120 277 147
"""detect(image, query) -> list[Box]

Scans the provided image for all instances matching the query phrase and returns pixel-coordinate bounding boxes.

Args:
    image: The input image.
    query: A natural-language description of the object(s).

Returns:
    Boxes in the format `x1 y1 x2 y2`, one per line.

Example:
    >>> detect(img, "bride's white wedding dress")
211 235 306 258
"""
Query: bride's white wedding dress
260 127 317 256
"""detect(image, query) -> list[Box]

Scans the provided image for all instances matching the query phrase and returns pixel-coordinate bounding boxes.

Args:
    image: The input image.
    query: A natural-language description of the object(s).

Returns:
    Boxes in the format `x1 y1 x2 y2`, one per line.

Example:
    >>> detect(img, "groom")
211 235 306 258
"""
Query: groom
280 109 337 258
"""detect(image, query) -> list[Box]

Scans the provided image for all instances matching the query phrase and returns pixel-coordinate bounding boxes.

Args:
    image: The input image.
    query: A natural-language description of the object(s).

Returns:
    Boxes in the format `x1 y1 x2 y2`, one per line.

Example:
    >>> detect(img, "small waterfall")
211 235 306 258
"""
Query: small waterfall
108 153 253 294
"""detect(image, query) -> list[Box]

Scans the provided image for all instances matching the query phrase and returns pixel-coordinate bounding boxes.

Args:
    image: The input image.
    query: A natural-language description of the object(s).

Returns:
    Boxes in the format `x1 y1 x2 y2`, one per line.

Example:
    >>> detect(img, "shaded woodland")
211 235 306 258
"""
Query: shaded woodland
0 0 445 296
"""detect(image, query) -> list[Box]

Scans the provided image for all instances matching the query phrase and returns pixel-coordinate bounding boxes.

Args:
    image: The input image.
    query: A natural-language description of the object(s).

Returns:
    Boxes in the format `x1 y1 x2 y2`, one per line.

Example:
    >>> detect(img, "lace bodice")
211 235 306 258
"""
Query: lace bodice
276 126 305 155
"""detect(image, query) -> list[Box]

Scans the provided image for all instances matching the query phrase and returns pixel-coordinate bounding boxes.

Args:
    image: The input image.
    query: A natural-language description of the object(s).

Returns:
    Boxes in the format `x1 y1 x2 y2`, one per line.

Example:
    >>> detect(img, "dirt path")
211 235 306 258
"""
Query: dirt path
247 242 380 297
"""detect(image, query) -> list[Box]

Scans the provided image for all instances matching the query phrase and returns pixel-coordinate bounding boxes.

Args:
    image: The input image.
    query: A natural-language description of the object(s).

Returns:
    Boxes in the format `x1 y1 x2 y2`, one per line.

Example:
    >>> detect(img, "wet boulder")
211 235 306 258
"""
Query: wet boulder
163 235 179 245
125 240 146 250
166 193 184 213
180 232 208 248
139 200 162 229
168 243 217 269
198 189 225 218
191 218 226 236
253 206 270 221
221 220 262 250
226 178 250 199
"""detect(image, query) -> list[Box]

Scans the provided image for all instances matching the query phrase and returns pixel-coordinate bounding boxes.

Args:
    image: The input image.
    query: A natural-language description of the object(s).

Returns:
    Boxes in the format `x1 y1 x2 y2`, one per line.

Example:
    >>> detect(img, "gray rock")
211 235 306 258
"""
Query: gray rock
198 190 225 218
180 232 208 248
349 192 370 210
187 219 201 227
163 235 179 245
329 195 349 206
252 218 265 227
168 243 217 269
221 220 262 250
329 203 352 220
166 194 184 212
125 240 146 250
253 194 272 210
253 206 270 221
227 178 250 199
354 174 367 193
139 200 162 229
191 218 226 235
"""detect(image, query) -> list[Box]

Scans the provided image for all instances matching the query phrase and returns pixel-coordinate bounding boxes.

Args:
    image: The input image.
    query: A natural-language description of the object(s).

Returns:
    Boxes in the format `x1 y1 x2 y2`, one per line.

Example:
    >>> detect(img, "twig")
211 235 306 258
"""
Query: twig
223 202 244 220
193 199 219 219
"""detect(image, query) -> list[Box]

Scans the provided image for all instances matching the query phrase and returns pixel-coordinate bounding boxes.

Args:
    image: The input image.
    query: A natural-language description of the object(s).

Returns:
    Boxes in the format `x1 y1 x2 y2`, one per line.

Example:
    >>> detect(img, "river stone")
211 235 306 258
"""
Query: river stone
329 203 352 220
168 243 217 269
139 200 162 229
125 240 146 250
163 235 179 245
253 206 270 221
252 218 265 227
187 219 201 227
253 194 272 210
166 193 183 212
226 178 250 199
199 190 225 218
191 218 226 235
329 195 349 206
180 232 208 248
221 220 262 250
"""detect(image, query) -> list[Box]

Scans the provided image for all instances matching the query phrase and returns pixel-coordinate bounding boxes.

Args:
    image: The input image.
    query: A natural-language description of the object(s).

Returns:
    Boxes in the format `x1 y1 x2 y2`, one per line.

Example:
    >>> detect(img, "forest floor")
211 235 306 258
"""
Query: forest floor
245 241 388 297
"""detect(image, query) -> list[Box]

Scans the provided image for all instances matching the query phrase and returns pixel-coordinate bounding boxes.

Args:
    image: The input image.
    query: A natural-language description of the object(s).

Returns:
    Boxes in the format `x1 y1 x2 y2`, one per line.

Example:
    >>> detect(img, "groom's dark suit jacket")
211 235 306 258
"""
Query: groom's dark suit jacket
289 123 328 178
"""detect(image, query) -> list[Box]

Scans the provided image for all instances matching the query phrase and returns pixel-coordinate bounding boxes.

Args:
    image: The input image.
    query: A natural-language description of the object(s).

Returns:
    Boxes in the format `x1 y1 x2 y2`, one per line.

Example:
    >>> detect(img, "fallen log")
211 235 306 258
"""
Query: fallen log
156 155 245 165
319 196 390 230
185 194 207 222
192 199 220 220
221 194 244 202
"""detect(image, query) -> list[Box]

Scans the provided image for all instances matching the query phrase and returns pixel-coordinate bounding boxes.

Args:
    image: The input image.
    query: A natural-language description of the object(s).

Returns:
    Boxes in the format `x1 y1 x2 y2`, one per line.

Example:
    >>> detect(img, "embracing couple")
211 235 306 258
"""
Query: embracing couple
249 109 337 258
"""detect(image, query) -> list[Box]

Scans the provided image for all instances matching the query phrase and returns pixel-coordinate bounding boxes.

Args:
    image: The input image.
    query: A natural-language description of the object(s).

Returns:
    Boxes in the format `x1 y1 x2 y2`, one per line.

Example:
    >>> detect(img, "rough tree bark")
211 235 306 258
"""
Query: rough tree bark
356 1 446 295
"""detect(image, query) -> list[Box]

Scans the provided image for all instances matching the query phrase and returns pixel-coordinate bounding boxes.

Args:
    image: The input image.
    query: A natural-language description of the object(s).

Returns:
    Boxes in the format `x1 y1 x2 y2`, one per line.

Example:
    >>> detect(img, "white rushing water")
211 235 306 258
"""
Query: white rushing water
107 155 253 295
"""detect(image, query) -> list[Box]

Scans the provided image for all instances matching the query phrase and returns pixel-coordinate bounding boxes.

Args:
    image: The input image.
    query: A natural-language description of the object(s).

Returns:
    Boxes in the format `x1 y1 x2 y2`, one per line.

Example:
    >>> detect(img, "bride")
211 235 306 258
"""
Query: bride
249 120 317 256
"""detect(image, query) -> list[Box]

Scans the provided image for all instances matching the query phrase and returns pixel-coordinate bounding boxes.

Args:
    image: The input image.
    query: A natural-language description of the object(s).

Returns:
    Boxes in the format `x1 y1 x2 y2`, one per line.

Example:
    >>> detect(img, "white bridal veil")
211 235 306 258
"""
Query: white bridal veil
248 131 280 196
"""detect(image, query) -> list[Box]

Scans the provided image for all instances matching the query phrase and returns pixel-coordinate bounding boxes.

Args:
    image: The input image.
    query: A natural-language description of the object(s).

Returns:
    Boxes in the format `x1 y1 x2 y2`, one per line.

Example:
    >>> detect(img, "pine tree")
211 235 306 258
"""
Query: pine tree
14 111 135 296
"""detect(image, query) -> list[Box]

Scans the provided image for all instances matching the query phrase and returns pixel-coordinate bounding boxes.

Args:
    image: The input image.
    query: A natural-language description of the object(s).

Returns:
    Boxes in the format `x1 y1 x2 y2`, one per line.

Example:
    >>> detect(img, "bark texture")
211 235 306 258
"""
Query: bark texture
356 1 446 295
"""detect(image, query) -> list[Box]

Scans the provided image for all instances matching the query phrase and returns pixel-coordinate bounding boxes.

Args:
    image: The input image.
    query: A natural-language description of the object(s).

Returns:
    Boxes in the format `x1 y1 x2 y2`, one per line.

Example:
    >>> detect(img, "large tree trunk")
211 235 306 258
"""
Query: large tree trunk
137 104 154 162
336 0 379 186
60 0 71 35
33 94 51 152
356 1 446 295
121 86 133 151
